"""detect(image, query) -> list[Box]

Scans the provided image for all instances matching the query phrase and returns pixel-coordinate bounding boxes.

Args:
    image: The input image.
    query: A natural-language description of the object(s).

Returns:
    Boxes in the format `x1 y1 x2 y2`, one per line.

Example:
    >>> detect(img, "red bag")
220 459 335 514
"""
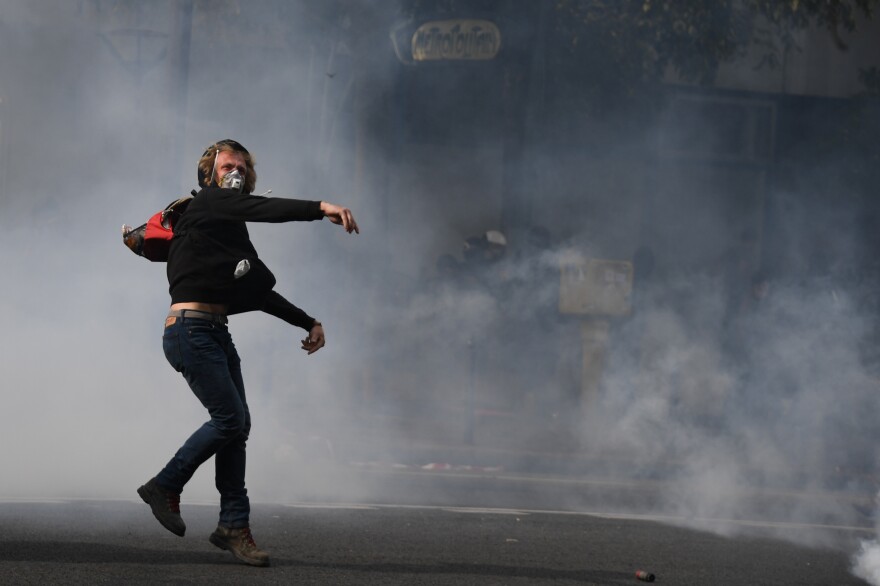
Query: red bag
122 196 193 262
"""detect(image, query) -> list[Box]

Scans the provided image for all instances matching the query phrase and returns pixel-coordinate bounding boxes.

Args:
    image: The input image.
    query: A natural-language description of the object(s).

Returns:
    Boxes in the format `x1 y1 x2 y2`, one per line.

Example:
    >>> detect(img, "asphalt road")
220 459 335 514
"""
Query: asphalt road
0 493 872 585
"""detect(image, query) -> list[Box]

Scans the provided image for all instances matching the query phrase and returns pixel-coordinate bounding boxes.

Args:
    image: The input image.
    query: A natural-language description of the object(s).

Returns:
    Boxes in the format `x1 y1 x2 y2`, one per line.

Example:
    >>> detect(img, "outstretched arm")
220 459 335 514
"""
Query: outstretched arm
262 291 326 355
320 202 359 234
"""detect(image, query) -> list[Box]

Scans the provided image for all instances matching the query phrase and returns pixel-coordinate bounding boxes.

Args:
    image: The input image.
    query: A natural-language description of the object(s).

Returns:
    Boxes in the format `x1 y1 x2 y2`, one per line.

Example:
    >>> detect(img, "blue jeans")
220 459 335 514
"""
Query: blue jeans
157 315 251 528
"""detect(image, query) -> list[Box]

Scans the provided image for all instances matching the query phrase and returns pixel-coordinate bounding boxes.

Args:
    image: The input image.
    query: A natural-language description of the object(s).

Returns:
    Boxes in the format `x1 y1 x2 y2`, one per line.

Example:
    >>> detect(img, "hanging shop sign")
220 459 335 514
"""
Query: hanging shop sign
409 19 501 62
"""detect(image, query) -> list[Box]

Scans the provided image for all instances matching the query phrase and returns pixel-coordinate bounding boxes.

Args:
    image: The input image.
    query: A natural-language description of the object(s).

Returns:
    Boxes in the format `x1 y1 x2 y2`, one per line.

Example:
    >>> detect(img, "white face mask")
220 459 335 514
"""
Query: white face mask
221 169 245 193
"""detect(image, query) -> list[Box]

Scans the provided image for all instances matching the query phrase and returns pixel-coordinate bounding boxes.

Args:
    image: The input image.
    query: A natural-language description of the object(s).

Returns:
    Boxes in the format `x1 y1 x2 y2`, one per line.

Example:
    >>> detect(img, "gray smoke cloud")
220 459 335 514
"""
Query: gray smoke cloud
1 3 879 581
0 0 378 502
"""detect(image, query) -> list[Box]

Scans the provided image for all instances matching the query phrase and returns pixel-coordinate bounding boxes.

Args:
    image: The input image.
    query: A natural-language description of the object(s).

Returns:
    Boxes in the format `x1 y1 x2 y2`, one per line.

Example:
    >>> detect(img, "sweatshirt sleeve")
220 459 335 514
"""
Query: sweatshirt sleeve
204 187 324 223
262 290 317 331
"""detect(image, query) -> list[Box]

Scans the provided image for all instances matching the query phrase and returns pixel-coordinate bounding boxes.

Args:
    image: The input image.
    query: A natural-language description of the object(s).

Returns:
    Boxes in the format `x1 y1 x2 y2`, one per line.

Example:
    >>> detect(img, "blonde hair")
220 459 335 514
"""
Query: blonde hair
197 140 257 194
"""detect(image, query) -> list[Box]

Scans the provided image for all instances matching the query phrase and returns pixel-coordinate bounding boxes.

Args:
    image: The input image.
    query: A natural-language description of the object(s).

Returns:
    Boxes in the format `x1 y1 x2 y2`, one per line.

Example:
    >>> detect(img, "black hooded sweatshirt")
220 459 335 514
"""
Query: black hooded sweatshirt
167 186 324 330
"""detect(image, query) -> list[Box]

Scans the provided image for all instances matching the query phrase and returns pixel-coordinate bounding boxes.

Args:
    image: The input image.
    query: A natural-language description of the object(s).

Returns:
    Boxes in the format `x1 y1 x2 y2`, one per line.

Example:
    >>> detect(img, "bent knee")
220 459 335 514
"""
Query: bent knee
213 409 248 438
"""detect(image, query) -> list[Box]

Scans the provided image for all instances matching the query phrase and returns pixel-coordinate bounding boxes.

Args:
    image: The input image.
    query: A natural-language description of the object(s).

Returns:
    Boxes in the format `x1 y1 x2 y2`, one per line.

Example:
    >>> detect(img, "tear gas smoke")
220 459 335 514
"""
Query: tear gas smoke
1 3 878 581
854 528 880 586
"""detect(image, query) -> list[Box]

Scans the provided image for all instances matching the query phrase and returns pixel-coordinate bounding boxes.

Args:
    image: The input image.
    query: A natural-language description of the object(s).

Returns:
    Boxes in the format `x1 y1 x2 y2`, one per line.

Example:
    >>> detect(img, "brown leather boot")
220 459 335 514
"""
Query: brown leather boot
137 478 185 537
209 525 270 567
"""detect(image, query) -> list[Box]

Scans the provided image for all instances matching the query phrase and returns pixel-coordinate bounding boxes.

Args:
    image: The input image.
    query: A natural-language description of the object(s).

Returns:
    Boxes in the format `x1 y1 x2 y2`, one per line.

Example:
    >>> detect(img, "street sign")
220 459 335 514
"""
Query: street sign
413 20 501 61
391 19 501 64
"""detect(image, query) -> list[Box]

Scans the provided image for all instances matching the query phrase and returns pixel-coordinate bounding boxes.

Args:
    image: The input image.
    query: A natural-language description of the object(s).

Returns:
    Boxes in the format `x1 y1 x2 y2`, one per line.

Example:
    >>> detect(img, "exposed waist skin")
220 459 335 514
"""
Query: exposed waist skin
170 302 229 315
